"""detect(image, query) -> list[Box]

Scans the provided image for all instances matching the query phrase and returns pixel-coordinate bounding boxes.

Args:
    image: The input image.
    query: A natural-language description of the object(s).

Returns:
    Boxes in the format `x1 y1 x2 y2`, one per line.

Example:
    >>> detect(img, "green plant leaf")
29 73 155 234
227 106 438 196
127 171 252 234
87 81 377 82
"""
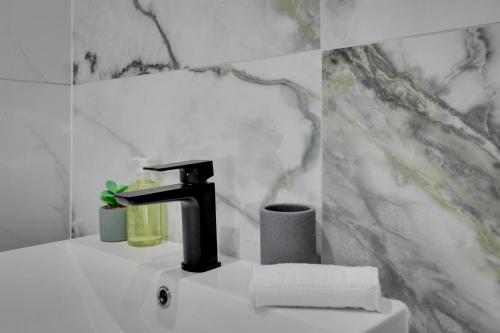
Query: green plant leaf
100 191 113 201
115 185 128 194
105 180 117 193
102 196 117 207
101 180 127 207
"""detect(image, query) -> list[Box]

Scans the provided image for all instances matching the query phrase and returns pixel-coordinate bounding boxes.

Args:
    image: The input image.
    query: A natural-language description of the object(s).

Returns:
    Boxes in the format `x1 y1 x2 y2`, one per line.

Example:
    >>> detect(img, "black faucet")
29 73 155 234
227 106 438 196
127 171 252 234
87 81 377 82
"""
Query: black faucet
115 160 221 273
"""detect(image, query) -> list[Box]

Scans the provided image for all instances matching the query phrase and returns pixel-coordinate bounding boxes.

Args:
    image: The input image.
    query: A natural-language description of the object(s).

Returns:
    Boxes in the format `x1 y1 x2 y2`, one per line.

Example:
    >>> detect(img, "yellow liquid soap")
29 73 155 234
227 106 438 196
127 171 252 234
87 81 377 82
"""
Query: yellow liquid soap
127 176 166 247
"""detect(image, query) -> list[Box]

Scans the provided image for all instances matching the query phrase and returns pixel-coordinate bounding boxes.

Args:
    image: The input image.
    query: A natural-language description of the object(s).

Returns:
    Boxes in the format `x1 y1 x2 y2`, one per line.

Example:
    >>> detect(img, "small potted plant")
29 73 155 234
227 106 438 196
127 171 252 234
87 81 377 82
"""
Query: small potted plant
99 180 128 242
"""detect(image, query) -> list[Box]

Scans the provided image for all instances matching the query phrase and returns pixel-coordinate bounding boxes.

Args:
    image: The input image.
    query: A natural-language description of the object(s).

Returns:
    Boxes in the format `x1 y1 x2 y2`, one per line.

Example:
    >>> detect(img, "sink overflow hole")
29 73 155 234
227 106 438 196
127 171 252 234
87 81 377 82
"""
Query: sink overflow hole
157 286 171 309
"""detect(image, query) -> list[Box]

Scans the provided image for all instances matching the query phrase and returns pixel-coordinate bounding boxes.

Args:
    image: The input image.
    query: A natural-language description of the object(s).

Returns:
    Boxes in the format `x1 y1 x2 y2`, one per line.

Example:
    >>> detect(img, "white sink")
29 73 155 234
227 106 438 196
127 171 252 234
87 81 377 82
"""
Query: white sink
0 235 409 333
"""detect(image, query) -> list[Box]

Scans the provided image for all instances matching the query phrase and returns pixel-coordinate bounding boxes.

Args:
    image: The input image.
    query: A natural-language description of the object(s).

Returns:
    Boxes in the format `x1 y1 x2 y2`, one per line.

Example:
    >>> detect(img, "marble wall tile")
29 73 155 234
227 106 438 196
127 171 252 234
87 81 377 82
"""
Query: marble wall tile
321 0 500 50
72 50 322 261
322 22 500 332
73 0 319 84
0 0 71 84
0 81 70 251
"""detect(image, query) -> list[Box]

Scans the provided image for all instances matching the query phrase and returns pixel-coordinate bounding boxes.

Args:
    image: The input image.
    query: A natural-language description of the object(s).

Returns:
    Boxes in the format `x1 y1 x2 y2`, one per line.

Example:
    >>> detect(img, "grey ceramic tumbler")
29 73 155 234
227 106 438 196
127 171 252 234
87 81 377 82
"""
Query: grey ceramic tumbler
260 203 316 264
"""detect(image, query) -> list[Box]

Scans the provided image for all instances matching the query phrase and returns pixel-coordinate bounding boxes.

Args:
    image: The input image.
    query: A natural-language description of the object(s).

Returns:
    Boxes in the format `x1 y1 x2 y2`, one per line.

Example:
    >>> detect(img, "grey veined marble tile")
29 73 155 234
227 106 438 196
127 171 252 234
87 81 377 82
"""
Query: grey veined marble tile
0 81 70 251
73 0 320 84
321 0 500 50
322 23 500 332
0 0 71 84
72 50 322 261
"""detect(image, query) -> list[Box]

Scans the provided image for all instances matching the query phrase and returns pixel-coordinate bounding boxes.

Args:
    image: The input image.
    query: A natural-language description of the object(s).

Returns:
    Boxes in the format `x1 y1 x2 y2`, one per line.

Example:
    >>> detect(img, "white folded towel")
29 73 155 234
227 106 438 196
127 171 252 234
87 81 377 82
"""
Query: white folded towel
250 263 382 312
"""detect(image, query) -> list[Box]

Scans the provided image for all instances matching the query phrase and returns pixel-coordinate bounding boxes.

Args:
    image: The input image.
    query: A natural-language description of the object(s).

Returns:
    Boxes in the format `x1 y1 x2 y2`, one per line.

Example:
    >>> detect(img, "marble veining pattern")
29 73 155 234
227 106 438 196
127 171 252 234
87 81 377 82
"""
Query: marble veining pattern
73 0 319 84
73 50 321 260
0 0 70 84
322 23 500 332
321 0 500 50
0 81 70 251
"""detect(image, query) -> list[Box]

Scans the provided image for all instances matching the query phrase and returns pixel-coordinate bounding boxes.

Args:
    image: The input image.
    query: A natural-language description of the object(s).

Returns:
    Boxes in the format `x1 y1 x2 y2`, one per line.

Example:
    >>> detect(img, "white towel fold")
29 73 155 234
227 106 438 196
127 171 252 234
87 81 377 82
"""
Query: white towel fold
250 263 382 312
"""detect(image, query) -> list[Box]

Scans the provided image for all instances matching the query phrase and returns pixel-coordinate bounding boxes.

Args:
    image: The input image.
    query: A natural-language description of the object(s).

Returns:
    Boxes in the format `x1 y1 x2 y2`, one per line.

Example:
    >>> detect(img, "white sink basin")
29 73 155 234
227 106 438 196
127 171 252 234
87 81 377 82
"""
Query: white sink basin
0 235 409 332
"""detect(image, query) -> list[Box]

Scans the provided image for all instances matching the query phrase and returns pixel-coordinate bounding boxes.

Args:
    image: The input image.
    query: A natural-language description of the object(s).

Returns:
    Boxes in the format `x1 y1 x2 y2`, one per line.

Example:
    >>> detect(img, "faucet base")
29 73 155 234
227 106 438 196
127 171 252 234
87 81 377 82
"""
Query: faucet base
182 261 221 273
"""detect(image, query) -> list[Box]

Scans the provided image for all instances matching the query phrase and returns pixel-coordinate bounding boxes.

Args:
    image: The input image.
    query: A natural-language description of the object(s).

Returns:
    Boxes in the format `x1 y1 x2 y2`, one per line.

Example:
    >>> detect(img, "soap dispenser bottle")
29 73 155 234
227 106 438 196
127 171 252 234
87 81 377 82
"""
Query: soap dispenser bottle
127 158 166 247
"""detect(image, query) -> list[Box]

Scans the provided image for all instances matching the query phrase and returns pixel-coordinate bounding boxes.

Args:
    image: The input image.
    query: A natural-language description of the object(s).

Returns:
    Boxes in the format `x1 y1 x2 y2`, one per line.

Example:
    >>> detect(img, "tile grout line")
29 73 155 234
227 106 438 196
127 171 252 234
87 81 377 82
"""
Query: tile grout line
325 19 500 50
69 0 74 239
0 77 69 86
72 18 500 87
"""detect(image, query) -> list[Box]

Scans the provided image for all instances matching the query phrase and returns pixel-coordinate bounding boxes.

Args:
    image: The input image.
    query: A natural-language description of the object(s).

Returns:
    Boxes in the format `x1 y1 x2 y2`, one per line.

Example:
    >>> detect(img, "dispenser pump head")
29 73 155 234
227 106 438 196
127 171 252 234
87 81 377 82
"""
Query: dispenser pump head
132 157 152 180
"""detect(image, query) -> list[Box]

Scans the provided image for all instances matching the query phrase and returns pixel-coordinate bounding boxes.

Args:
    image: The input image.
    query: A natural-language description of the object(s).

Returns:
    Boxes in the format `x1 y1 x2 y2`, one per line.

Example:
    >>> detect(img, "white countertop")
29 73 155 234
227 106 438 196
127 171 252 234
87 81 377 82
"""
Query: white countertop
0 235 409 333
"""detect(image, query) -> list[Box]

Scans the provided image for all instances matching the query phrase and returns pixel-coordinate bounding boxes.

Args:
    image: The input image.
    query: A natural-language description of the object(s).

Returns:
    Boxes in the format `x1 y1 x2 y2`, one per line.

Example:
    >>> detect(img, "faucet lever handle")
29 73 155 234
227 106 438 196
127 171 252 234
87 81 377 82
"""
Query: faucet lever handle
144 160 213 184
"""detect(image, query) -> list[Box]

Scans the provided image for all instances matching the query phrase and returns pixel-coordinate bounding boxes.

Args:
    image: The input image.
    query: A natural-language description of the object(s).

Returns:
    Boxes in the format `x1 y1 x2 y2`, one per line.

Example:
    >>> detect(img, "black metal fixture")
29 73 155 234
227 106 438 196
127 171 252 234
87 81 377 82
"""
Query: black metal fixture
116 160 221 273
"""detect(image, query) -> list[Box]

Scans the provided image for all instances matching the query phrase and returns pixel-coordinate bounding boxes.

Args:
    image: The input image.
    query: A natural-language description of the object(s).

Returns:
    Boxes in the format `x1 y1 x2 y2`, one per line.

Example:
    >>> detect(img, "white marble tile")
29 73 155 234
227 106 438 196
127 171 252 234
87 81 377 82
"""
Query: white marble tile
322 22 500 332
72 50 322 261
0 0 71 84
321 0 500 50
73 0 319 84
0 80 70 251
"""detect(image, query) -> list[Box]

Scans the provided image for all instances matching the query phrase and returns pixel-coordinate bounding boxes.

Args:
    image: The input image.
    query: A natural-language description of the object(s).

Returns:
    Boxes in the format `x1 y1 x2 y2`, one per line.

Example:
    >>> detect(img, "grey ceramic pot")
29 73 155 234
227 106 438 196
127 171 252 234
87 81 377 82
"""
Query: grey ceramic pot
99 206 127 242
260 203 317 265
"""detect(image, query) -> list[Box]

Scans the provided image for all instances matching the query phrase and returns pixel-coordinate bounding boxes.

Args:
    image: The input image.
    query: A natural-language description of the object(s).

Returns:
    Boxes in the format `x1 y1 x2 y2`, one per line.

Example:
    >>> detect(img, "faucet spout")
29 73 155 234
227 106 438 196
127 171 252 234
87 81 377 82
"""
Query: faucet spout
115 160 221 273
116 183 196 206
